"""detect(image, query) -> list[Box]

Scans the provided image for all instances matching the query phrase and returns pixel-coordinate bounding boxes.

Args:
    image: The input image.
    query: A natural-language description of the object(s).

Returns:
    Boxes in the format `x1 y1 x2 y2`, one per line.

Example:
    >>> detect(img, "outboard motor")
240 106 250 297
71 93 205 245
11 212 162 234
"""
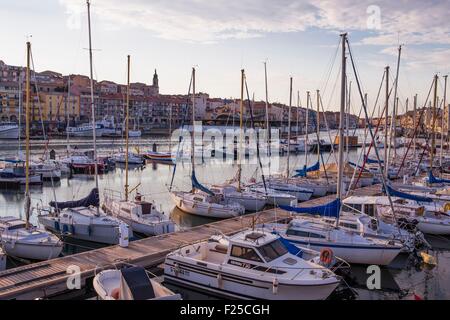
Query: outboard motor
119 223 130 248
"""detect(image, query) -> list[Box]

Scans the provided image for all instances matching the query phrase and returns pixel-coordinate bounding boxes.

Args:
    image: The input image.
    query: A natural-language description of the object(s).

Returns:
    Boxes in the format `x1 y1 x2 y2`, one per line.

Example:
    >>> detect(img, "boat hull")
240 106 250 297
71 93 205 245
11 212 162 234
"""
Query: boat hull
1 240 62 261
0 126 20 139
164 260 339 300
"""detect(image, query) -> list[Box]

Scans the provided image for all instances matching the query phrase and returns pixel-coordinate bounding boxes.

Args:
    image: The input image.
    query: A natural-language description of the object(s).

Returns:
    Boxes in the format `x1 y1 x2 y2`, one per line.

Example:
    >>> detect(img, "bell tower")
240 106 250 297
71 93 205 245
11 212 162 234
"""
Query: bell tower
153 69 158 88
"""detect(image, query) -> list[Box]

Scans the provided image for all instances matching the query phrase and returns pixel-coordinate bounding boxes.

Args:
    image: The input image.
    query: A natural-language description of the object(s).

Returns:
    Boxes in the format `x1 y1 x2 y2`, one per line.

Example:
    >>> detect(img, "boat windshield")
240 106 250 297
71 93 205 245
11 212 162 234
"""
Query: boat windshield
258 239 288 262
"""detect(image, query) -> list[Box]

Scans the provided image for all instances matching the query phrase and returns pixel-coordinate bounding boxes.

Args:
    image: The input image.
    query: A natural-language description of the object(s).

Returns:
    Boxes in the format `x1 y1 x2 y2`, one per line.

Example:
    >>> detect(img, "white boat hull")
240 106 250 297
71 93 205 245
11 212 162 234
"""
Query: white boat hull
171 192 242 219
0 249 6 271
1 239 62 261
0 126 20 139
164 259 339 300
417 220 450 235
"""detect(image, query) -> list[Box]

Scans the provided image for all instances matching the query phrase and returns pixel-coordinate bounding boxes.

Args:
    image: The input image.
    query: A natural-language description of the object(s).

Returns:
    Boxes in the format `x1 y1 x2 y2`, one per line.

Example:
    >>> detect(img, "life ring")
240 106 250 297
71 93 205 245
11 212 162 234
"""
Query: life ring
111 288 120 300
443 203 450 212
320 248 333 265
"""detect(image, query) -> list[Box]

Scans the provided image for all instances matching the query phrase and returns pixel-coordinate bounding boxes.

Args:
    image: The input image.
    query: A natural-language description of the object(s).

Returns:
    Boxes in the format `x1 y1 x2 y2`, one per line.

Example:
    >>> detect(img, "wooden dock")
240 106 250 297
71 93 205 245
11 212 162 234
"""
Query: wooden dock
0 184 382 300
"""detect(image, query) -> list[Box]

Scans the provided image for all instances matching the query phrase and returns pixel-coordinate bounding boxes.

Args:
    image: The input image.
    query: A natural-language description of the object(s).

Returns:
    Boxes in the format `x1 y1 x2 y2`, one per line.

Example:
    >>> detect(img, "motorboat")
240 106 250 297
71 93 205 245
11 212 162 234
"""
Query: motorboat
0 216 63 260
258 179 314 201
103 191 176 236
0 162 42 185
38 188 132 244
272 217 403 265
113 152 144 165
66 123 105 137
0 247 6 271
164 229 341 300
93 266 181 300
30 161 62 181
0 123 20 139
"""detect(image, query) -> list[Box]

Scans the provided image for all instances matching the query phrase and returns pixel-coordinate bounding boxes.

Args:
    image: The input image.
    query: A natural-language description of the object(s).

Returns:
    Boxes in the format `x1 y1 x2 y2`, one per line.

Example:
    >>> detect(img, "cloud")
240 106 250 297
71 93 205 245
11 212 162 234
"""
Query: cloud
59 0 450 46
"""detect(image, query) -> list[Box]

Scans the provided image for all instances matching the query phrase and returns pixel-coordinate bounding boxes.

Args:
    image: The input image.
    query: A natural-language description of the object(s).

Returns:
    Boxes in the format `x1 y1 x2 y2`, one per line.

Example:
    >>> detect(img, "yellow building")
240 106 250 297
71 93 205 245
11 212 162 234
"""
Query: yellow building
40 92 80 122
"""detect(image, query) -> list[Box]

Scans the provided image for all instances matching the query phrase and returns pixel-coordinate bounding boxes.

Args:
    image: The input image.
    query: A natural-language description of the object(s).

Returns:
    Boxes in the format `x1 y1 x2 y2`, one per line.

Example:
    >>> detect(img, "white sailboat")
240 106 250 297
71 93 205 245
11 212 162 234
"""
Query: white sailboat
0 123 20 139
274 34 404 266
38 1 130 245
164 229 340 300
0 42 63 261
103 56 175 237
170 68 245 218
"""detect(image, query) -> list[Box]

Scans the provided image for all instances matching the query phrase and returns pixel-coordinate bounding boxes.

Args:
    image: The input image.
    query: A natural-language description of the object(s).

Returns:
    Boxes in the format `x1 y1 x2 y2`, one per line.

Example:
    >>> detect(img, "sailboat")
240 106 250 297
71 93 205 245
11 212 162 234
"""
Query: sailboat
272 34 404 266
38 0 130 245
170 68 245 218
264 78 314 201
103 55 175 236
208 70 267 213
0 41 63 261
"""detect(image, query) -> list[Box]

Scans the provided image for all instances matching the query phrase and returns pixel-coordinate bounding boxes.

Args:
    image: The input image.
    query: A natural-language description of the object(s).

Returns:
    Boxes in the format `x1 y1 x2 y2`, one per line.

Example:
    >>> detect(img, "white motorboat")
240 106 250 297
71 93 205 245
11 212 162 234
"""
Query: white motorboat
30 161 62 181
113 152 144 165
261 179 314 201
66 123 105 137
0 247 6 271
209 185 267 212
247 185 297 207
103 191 176 236
0 163 42 185
0 123 20 139
170 190 245 219
38 188 132 244
93 266 181 300
164 229 340 300
272 217 403 265
0 216 63 261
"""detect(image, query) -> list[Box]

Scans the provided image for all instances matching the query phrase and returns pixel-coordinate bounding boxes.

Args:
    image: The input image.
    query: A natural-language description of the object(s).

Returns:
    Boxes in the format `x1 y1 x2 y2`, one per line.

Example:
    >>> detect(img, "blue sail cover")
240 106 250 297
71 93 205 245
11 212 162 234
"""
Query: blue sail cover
279 198 341 218
0 158 24 163
191 171 215 196
384 184 432 203
271 231 303 257
49 188 100 209
365 156 383 164
294 161 320 177
428 170 450 184
348 161 370 172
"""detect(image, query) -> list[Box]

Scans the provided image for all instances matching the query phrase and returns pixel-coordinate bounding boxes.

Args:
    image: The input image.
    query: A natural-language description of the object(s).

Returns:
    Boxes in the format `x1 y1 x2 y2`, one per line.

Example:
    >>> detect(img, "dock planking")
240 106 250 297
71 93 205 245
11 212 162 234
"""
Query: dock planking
0 184 382 300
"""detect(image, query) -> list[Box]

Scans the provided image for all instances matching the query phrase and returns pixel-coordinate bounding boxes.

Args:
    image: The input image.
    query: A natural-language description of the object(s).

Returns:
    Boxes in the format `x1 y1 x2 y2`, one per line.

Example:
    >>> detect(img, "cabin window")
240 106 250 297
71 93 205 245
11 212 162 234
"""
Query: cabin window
193 197 203 202
258 239 288 262
286 229 325 239
230 245 262 262
346 203 362 213
7 224 26 230
340 222 358 230
365 204 375 217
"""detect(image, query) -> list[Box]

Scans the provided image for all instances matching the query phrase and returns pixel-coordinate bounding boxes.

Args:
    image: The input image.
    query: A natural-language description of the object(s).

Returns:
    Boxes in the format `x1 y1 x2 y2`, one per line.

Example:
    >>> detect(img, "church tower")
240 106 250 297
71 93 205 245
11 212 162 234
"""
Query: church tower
153 69 159 88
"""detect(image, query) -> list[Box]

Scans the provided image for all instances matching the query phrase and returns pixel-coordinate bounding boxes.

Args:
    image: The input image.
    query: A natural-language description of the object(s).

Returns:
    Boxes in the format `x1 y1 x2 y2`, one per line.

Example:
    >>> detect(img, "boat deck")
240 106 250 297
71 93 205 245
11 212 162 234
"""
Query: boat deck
0 184 382 300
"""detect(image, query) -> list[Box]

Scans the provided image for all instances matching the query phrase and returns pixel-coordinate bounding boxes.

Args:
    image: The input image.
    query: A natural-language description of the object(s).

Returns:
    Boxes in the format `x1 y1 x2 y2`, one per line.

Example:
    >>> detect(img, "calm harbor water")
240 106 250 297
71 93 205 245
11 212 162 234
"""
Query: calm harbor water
0 135 449 300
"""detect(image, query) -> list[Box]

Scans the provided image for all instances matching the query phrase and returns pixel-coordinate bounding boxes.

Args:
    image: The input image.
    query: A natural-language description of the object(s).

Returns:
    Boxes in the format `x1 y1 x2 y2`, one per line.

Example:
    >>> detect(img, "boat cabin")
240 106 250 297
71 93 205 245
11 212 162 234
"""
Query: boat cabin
0 216 27 232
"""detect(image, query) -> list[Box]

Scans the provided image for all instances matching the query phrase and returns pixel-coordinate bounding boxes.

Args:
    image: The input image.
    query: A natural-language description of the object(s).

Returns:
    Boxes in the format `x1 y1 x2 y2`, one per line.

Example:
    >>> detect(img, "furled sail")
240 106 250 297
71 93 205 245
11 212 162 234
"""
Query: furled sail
294 161 320 177
348 161 370 172
365 156 383 164
49 188 100 209
279 198 341 218
384 184 432 203
191 171 215 196
428 170 450 184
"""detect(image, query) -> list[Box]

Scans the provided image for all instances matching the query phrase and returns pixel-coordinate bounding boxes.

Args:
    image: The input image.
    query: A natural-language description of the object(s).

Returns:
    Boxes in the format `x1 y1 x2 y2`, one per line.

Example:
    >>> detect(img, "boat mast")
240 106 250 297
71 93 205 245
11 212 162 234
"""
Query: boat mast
413 94 417 159
87 0 99 214
297 91 300 140
391 45 402 160
441 75 448 167
191 67 196 190
305 91 310 164
25 41 31 229
18 73 22 154
336 33 347 223
66 76 71 154
431 74 438 168
346 81 351 159
263 62 271 176
384 66 389 178
238 69 244 191
125 55 130 201
286 77 292 181
316 89 321 164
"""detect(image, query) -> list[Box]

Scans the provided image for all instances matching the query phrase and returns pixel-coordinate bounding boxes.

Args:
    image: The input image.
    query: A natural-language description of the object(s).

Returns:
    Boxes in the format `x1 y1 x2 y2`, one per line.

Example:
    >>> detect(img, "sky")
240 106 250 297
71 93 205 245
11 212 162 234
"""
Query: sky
1 0 449 114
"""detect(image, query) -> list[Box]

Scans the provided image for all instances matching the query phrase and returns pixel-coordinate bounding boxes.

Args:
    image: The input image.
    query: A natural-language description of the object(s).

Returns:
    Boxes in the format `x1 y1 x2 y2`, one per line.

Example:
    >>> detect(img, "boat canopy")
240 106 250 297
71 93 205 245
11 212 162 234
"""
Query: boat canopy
428 170 450 184
294 161 320 177
279 198 341 218
119 266 155 300
191 171 214 196
384 184 432 203
49 188 100 209
272 232 303 257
